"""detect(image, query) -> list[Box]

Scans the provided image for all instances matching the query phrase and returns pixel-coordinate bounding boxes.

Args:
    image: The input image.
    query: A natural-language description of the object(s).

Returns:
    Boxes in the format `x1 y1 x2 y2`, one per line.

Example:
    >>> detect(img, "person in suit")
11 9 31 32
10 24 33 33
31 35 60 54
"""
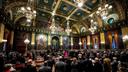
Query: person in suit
71 57 79 72
92 57 103 72
55 57 66 72
39 62 52 72
0 53 4 72
21 59 37 72
82 58 93 72
111 57 118 72
103 57 111 72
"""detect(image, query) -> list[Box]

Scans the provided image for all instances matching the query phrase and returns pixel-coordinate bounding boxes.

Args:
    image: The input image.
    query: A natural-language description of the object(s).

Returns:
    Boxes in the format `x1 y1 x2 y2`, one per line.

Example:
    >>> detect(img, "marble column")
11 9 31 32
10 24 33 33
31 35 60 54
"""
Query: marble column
71 37 73 50
60 36 63 50
100 32 105 49
48 34 51 50
31 32 35 50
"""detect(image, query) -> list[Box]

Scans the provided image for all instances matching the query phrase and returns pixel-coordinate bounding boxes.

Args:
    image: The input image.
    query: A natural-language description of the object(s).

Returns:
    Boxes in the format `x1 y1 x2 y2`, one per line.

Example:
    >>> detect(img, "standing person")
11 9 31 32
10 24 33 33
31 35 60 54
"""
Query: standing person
111 57 118 72
21 59 37 72
39 62 52 72
82 58 93 72
0 53 4 72
93 58 103 72
103 57 111 72
55 57 66 72
64 50 68 58
55 56 66 72
71 57 79 72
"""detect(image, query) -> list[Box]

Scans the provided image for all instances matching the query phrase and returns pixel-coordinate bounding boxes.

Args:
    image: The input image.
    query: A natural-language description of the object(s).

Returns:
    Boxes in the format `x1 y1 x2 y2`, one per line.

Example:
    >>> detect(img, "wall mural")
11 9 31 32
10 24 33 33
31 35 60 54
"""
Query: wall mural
51 36 60 51
73 37 79 49
36 34 47 50
92 34 99 50
106 31 119 49
100 32 105 49
63 36 70 49
82 37 87 49
87 36 91 48
112 32 116 49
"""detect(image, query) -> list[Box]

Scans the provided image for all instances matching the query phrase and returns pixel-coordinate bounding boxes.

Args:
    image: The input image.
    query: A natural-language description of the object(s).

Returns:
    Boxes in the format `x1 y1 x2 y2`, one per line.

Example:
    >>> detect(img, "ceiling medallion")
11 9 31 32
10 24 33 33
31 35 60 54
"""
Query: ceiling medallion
77 12 81 16
63 6 68 11
42 13 45 16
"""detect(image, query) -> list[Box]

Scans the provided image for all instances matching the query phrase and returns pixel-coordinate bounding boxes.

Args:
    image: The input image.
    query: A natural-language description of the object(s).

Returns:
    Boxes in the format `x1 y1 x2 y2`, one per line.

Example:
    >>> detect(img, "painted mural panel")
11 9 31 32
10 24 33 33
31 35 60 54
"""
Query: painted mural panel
63 36 70 49
82 37 87 49
87 36 91 49
106 31 118 49
36 34 47 49
100 32 105 44
92 34 99 50
51 36 60 50
100 32 105 49
73 37 79 49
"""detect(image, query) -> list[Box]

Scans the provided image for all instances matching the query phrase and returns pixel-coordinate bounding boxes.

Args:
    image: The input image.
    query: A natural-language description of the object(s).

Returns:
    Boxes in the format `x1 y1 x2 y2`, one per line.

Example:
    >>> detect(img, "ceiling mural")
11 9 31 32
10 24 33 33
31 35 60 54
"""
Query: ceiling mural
37 0 55 11
84 0 100 10
71 9 87 20
56 1 76 16
4 0 123 34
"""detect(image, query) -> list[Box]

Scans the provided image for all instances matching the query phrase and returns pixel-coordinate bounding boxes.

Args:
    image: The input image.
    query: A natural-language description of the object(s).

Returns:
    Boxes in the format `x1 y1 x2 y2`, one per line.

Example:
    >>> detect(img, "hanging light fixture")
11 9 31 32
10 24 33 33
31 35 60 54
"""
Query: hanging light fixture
88 14 98 34
96 4 112 20
18 0 36 22
65 20 72 35
49 12 57 34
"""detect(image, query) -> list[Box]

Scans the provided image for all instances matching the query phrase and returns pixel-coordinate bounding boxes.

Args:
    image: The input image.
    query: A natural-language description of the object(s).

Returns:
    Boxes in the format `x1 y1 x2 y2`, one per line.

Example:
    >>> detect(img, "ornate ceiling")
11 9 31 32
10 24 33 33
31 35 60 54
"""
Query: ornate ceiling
4 0 125 34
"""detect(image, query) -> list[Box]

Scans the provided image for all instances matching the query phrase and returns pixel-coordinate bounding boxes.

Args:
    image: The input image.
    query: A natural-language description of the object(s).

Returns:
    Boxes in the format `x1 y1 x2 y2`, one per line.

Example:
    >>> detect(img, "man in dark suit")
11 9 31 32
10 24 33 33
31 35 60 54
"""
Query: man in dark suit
21 59 37 72
55 57 66 72
0 53 4 72
39 62 52 72
82 58 93 72
93 58 103 72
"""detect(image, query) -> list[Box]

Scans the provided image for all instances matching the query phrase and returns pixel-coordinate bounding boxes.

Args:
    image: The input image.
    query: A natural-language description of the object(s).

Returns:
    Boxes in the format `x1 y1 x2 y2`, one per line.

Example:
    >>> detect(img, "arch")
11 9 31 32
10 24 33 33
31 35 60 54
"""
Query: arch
5 2 26 11
51 36 60 51
71 26 79 34
81 21 89 29
14 16 26 24
4 2 26 24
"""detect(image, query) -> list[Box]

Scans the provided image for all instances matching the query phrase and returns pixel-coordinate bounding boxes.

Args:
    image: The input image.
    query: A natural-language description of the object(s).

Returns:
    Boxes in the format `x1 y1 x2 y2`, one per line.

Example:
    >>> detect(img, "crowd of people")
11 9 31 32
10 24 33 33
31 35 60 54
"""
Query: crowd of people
0 48 128 72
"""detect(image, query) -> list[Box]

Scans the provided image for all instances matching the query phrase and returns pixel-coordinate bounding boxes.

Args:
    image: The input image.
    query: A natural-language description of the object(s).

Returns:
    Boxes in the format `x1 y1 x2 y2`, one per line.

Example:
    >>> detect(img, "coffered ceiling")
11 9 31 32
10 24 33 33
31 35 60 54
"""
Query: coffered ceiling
4 0 124 34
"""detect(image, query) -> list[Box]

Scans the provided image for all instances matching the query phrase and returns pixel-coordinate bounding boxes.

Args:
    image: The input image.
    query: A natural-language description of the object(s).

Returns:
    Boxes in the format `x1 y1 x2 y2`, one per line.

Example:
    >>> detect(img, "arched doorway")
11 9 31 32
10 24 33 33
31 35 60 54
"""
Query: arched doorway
51 36 60 51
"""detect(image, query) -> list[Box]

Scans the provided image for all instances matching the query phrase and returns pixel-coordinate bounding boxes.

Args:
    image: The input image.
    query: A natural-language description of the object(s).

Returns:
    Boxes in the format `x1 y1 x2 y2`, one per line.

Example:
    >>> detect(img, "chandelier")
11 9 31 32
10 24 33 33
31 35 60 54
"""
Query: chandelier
65 20 72 35
49 15 57 34
73 0 84 7
96 4 112 20
89 19 98 34
18 0 36 22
